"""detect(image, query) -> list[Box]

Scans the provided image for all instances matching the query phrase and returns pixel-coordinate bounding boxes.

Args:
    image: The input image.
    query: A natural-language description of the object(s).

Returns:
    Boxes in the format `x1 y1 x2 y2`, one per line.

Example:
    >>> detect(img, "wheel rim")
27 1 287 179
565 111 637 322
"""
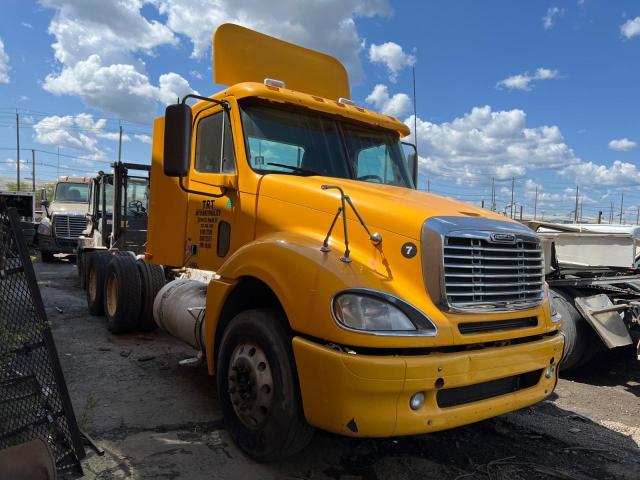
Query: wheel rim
106 273 118 317
228 342 274 430
88 267 97 301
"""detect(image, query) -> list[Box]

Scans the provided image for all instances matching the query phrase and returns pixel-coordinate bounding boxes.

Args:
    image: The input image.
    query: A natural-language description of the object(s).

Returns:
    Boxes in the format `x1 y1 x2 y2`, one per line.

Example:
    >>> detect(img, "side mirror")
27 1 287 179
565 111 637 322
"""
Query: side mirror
41 200 50 216
163 103 193 177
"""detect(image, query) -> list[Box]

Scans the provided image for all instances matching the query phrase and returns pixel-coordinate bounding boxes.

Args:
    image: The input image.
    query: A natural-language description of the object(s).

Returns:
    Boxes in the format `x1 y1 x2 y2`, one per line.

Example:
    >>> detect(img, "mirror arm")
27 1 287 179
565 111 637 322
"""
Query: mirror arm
178 176 228 198
181 94 229 112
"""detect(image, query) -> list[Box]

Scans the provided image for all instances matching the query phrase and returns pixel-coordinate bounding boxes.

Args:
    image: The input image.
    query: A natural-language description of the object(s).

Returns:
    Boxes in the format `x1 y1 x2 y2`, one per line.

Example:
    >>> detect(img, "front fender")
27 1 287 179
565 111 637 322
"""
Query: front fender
203 231 451 375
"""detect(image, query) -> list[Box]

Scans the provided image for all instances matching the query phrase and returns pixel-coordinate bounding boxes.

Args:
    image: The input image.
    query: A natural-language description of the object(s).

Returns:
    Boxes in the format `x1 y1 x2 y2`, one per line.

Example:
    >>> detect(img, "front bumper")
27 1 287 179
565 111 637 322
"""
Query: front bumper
38 234 77 254
292 332 563 437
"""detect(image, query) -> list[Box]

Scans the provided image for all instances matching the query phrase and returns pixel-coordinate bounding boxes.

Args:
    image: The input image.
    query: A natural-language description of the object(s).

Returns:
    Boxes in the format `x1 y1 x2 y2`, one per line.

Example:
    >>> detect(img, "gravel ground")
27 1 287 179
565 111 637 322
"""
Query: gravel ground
36 256 640 480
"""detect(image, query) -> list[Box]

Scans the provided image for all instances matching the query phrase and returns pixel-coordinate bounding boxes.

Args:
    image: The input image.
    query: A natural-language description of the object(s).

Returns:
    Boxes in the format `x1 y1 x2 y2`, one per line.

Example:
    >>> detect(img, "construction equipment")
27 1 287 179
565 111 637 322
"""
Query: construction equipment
37 176 90 261
77 162 164 333
88 24 563 460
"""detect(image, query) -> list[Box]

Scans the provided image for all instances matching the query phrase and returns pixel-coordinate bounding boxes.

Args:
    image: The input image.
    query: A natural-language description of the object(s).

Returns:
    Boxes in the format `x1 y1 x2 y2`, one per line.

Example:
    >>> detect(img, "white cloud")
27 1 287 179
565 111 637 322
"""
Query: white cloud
365 84 412 117
368 41 415 82
43 55 196 123
155 0 391 83
608 138 637 152
542 7 565 30
405 106 579 183
0 38 10 84
41 1 195 122
562 160 640 187
621 17 640 39
134 134 152 144
497 68 559 91
33 113 131 161
21 22 33 29
190 70 203 80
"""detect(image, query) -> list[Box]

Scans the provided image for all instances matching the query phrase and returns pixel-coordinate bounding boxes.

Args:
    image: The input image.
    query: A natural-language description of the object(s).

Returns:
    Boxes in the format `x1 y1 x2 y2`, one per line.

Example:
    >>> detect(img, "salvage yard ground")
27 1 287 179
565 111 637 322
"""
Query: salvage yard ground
38 257 640 480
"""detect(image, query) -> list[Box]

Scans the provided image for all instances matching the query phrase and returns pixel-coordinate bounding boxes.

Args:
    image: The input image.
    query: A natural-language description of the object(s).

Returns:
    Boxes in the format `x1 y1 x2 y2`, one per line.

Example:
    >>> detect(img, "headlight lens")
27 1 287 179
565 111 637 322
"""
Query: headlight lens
37 217 51 236
332 290 437 335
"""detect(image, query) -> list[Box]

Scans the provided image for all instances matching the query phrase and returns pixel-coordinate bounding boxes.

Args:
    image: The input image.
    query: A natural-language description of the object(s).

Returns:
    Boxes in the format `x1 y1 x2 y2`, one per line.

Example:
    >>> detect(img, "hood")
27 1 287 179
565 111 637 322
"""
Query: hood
258 175 513 240
49 201 89 217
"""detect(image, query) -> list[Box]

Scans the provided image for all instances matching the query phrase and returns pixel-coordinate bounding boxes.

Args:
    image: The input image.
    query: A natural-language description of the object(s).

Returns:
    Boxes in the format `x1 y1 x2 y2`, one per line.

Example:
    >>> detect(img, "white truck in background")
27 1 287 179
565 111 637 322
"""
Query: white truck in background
37 176 91 262
529 221 640 369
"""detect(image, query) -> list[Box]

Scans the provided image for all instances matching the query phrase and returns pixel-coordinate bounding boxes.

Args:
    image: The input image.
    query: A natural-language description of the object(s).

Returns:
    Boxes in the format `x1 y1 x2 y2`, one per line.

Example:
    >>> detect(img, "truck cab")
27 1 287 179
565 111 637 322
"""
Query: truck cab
38 176 90 261
101 24 564 461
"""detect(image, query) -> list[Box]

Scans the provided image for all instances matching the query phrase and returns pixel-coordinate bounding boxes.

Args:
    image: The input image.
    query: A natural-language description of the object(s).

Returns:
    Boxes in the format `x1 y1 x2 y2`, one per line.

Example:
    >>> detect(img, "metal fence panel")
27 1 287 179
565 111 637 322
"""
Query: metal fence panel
0 205 84 475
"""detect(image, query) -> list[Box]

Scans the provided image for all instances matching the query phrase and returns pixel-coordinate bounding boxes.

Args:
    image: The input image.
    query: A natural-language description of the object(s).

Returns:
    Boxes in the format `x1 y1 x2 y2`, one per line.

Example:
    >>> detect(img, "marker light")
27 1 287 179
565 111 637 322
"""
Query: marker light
264 78 286 88
338 97 356 106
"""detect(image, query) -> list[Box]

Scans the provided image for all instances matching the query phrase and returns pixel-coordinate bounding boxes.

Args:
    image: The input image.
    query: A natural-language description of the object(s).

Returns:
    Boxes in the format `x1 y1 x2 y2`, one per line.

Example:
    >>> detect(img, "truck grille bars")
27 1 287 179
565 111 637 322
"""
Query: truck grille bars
52 215 87 240
422 217 545 313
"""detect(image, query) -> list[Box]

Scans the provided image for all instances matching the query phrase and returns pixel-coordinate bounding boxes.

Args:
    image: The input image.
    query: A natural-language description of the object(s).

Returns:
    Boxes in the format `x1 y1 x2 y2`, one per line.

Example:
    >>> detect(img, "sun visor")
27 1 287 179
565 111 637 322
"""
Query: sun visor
213 23 350 100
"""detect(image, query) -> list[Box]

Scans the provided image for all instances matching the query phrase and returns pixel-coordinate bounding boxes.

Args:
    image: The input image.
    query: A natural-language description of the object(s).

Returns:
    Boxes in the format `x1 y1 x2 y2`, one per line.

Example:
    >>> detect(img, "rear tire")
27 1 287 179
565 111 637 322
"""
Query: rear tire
216 309 314 461
86 251 112 315
104 255 142 334
551 289 600 371
136 260 165 331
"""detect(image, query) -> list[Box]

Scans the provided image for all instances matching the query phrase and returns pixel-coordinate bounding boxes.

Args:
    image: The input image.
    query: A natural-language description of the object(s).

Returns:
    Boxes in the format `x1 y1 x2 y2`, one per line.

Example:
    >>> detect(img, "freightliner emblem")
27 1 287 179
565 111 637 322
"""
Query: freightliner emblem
489 232 516 243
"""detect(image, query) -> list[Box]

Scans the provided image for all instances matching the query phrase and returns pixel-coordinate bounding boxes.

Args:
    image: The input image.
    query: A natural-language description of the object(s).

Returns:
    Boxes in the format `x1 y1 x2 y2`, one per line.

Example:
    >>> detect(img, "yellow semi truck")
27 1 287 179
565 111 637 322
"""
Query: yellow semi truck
87 24 564 460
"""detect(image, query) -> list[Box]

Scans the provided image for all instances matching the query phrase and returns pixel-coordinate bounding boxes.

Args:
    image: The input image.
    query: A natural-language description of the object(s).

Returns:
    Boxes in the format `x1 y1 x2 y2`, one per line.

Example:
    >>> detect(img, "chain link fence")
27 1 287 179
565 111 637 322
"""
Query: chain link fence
0 204 84 475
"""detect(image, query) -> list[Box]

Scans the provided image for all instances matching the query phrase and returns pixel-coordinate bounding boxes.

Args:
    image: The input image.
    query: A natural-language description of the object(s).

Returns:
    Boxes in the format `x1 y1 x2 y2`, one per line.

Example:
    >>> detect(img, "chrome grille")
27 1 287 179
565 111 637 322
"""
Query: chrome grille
52 215 87 240
443 235 544 310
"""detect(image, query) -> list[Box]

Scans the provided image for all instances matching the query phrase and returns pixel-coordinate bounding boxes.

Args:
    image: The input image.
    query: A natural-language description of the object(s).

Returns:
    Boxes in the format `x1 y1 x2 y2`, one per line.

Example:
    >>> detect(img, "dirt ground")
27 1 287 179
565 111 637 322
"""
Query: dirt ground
36 256 640 480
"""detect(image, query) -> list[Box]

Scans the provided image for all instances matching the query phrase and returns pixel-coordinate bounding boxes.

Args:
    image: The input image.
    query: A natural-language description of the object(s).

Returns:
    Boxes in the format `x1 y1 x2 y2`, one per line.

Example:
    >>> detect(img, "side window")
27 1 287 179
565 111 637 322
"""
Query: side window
195 111 236 174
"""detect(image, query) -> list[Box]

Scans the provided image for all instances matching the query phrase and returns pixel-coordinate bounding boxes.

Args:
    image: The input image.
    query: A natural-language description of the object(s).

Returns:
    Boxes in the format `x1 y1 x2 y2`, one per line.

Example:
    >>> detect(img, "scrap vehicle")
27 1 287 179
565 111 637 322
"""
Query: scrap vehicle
0 190 36 245
83 24 564 460
530 221 640 370
37 176 90 261
76 161 164 332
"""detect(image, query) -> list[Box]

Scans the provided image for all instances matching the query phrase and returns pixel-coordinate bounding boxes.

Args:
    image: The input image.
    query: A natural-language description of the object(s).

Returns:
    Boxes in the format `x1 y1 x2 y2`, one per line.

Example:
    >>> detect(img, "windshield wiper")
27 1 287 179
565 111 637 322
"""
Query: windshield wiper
266 162 321 177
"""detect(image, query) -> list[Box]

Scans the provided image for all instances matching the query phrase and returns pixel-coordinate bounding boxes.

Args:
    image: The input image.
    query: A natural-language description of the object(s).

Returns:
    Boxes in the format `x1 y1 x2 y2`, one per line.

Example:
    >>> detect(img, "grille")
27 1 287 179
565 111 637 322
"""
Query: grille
443 235 544 311
436 369 542 408
52 214 86 240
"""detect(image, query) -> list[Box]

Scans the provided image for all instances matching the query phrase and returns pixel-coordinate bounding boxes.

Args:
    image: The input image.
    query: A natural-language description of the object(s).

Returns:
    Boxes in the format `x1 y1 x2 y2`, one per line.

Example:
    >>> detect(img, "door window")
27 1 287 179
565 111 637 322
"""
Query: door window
195 111 236 174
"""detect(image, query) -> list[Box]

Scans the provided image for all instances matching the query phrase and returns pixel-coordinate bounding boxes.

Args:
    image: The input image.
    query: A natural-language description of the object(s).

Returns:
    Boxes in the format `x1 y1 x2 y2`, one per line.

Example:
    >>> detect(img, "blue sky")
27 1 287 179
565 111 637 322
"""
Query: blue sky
0 1 639 221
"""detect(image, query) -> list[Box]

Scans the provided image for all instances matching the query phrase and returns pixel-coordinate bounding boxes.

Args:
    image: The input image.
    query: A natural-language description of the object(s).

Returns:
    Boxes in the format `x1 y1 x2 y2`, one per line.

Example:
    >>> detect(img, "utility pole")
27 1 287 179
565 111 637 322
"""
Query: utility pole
56 147 60 178
427 179 430 192
16 110 20 191
510 177 515 219
118 124 123 163
481 199 485 209
579 195 583 223
619 192 624 224
573 185 579 223
609 201 614 224
519 205 523 221
31 149 35 192
597 211 602 224
533 185 538 220
491 177 496 211
636 206 639 225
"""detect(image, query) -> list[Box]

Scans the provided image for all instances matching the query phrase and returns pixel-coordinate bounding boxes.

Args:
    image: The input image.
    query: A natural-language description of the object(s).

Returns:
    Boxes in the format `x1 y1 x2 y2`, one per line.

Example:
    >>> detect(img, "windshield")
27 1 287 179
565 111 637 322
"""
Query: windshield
54 182 89 203
241 103 414 188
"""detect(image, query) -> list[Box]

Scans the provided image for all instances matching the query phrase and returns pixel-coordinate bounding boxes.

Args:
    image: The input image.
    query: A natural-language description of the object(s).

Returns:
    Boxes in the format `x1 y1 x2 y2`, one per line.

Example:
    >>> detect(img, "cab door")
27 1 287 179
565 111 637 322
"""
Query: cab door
184 103 241 271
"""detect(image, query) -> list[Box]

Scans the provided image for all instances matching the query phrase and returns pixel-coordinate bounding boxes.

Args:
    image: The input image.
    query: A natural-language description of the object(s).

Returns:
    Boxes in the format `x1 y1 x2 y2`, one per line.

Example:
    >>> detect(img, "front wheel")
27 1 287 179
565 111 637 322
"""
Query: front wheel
216 309 313 461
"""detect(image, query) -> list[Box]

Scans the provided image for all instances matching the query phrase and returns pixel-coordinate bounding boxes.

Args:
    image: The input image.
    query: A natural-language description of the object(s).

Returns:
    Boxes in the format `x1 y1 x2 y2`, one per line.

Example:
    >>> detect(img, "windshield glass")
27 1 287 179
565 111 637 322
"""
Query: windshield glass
54 182 89 203
123 178 149 215
240 103 413 188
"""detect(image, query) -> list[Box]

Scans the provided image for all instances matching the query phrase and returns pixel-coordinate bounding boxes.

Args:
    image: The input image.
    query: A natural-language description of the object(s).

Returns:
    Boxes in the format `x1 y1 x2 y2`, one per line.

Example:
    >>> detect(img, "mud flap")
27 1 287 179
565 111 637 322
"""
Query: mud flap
574 294 633 349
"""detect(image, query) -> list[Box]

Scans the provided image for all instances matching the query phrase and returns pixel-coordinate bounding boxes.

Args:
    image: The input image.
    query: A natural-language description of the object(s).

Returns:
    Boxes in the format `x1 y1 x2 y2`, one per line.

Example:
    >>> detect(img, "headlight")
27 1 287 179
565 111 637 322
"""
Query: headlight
332 289 437 336
38 217 52 236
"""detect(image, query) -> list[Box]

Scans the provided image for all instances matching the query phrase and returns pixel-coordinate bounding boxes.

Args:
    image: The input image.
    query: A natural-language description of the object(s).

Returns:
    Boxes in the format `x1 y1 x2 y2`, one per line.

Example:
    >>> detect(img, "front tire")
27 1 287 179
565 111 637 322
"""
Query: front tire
216 309 313 461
